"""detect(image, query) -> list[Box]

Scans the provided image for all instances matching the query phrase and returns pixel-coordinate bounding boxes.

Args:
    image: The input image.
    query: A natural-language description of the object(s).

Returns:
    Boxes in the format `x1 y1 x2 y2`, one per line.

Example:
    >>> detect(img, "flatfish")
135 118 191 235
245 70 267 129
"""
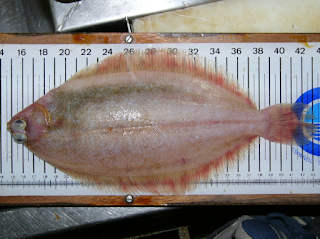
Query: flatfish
7 50 314 194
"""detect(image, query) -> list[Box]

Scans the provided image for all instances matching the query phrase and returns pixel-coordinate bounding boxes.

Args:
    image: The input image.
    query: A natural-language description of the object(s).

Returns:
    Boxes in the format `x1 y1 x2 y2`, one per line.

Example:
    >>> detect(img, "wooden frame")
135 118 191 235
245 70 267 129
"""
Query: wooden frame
1 33 319 205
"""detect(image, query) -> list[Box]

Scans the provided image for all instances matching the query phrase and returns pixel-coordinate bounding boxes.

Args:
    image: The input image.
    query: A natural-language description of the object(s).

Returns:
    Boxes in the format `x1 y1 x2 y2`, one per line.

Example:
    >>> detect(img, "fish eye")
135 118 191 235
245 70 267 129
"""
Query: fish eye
12 132 27 144
11 119 27 131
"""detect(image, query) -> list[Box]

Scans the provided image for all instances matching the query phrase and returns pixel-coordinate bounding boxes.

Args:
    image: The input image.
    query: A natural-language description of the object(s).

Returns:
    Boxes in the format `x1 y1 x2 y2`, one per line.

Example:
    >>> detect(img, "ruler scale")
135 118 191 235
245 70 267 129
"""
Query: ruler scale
0 33 319 205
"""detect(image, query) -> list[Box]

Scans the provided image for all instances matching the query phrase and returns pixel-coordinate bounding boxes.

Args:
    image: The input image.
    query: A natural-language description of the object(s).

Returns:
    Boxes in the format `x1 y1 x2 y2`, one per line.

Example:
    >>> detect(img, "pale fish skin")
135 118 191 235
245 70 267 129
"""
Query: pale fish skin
7 50 311 194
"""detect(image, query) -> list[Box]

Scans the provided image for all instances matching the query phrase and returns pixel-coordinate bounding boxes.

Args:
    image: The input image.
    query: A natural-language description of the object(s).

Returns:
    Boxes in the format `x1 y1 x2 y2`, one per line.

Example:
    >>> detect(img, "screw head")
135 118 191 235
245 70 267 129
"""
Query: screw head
125 35 133 43
125 195 134 203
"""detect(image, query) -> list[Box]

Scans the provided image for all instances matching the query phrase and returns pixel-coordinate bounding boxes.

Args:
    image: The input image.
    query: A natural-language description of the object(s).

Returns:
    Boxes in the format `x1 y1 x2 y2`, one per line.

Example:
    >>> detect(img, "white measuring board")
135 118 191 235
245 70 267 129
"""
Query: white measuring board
1 42 320 196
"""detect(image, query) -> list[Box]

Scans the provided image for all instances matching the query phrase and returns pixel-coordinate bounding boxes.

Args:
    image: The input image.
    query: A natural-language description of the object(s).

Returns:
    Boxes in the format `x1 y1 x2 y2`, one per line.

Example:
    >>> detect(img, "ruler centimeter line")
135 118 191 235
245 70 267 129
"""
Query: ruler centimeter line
1 42 320 196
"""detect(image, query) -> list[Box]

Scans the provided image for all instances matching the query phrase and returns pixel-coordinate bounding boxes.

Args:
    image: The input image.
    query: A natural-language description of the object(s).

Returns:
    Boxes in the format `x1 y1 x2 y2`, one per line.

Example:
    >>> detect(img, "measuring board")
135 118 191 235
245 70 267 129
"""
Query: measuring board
0 33 319 205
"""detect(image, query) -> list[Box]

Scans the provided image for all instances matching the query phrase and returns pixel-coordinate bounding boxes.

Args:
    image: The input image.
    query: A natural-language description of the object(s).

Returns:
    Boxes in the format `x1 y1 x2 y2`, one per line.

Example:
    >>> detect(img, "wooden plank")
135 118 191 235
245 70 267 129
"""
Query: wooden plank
0 194 319 206
0 33 320 44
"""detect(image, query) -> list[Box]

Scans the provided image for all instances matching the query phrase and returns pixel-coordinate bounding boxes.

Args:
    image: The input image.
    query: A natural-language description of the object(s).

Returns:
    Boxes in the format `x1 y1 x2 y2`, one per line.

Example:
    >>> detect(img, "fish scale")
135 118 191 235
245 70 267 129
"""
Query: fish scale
0 40 320 197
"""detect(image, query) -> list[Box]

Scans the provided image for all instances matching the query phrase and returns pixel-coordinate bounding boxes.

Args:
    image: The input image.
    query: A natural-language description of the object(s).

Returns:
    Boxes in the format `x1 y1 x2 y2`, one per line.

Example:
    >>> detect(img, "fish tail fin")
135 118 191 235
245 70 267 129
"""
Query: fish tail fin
264 103 316 145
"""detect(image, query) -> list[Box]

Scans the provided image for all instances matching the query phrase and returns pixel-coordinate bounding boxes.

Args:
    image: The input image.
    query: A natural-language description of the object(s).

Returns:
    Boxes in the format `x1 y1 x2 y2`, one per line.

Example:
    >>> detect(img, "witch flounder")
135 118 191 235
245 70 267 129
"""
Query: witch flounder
7 49 314 194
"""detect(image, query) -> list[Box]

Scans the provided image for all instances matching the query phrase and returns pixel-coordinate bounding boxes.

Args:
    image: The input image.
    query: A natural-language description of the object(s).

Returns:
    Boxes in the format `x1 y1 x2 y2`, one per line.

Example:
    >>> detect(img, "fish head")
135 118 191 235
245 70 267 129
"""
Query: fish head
7 103 51 146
